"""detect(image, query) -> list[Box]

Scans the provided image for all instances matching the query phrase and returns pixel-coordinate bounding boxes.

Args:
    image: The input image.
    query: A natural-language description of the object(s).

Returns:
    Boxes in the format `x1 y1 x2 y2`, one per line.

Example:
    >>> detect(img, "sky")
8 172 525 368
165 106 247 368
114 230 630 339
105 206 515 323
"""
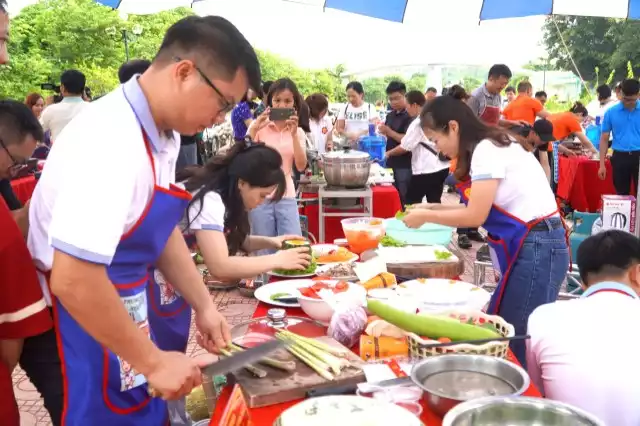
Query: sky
8 0 548 72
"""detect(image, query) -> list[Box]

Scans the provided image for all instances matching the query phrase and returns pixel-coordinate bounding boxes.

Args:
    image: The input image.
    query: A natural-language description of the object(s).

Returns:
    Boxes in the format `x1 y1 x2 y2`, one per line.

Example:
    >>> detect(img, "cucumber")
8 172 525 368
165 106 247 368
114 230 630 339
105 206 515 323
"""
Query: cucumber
367 300 500 341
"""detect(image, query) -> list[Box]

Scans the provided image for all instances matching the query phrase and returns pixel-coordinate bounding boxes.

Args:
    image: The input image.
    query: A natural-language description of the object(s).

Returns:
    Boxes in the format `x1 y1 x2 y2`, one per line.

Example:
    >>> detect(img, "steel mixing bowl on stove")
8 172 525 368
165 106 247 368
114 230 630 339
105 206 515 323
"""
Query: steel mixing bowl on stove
442 396 605 426
321 147 371 188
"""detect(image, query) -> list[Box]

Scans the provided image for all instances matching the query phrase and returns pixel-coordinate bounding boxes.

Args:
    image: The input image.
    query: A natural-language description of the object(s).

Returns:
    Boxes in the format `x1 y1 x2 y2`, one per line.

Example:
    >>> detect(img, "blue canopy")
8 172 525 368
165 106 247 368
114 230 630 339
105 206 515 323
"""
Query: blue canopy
323 0 640 21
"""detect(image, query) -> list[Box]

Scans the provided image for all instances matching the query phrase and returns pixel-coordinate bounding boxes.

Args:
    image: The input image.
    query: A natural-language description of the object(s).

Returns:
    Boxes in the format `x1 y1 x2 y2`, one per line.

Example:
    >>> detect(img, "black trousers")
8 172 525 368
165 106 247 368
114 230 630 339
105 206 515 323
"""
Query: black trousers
19 310 63 426
610 150 640 196
406 168 449 205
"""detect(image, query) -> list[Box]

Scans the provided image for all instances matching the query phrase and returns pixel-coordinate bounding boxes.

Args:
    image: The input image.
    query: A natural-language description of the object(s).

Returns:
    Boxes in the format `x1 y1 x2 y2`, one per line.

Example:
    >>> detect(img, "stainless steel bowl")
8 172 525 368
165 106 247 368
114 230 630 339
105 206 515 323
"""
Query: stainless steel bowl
442 396 605 426
410 354 530 417
322 148 370 188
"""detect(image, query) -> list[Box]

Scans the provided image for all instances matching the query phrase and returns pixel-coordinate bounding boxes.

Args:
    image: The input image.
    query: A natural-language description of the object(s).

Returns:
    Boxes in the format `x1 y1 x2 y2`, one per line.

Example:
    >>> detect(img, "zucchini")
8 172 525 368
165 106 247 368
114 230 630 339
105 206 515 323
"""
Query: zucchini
367 300 500 341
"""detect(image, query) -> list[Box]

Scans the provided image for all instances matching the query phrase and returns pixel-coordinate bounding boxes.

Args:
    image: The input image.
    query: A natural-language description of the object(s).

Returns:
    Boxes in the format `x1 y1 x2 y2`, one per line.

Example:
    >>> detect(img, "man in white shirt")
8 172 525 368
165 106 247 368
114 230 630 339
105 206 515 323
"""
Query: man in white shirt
385 90 450 204
27 16 261 425
526 230 640 426
40 69 89 143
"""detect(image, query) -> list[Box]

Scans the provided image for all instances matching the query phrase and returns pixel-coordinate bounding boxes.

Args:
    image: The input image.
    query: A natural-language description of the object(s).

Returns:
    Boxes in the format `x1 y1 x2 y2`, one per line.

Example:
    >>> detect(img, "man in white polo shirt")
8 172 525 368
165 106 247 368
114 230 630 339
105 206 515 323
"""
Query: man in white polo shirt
526 230 640 426
27 16 260 425
40 69 89 143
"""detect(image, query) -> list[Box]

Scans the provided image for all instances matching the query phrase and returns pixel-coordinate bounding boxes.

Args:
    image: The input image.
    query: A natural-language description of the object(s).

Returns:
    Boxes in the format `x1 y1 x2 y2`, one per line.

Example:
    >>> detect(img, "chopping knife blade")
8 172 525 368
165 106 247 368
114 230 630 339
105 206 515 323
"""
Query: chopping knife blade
306 376 413 398
148 339 284 398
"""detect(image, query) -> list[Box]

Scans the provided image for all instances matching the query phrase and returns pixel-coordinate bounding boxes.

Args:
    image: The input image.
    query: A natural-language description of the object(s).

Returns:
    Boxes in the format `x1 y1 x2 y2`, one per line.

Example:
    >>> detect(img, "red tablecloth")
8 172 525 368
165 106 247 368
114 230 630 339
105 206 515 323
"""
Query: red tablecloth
301 185 402 243
10 176 37 205
210 302 541 426
556 156 616 213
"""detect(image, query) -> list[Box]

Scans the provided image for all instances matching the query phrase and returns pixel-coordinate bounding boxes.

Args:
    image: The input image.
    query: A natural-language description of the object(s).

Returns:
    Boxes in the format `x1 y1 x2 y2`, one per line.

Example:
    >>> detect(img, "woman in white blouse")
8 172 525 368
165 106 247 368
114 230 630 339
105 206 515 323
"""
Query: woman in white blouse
335 81 378 146
305 93 333 153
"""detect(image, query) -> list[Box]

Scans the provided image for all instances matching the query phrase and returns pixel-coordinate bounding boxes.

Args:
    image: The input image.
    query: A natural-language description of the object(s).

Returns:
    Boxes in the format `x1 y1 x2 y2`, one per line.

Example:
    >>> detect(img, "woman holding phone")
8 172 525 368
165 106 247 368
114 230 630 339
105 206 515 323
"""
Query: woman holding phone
247 78 307 251
401 95 569 366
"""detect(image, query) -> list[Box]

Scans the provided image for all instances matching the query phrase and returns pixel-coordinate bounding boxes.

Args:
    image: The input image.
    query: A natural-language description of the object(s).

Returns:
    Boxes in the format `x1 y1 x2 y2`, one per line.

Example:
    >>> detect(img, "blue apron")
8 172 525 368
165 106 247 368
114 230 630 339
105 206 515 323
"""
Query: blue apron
50 130 191 426
456 180 560 313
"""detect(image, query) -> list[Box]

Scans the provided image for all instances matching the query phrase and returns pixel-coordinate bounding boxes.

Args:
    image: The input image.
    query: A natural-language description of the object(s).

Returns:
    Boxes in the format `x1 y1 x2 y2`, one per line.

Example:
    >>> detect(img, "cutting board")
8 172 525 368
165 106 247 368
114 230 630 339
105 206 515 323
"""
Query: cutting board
233 337 365 408
361 248 465 279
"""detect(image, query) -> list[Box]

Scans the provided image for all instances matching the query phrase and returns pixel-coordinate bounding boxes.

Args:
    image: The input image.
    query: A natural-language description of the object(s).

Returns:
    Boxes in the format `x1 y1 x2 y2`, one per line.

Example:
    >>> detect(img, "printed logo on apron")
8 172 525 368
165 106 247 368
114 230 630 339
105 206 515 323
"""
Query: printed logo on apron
120 292 151 391
153 269 181 305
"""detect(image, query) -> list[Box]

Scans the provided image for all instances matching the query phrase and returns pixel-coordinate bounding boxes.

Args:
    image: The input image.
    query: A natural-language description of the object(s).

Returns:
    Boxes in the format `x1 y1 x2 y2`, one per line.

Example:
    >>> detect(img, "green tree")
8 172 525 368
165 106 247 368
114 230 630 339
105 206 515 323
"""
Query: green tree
542 16 639 83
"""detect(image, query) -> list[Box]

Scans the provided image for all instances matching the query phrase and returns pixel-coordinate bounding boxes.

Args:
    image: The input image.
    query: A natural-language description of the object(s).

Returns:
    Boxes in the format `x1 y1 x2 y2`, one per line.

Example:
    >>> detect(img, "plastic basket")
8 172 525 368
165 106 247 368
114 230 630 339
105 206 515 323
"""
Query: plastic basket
406 310 515 359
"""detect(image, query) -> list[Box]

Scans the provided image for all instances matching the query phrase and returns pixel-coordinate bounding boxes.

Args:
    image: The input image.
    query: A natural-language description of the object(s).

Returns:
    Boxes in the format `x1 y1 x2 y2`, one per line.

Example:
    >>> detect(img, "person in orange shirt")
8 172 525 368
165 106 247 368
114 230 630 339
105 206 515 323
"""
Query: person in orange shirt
502 81 550 125
547 102 596 154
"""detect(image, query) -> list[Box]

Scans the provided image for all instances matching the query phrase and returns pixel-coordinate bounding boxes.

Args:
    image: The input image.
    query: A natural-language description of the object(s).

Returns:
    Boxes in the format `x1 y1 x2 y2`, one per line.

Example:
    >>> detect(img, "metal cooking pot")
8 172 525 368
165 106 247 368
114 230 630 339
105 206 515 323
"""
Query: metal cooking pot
442 396 605 426
321 147 371 188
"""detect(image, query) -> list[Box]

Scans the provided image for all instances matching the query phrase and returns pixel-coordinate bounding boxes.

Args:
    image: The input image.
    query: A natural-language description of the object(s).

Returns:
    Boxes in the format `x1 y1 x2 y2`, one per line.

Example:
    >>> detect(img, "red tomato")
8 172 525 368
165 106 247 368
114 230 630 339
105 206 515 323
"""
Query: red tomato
300 287 319 299
313 276 331 281
334 281 349 292
311 282 330 291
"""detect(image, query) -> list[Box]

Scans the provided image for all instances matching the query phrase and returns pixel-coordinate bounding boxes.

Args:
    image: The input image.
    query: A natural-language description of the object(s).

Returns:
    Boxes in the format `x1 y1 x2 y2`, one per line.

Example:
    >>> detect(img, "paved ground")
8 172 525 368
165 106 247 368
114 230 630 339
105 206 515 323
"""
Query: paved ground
13 192 492 425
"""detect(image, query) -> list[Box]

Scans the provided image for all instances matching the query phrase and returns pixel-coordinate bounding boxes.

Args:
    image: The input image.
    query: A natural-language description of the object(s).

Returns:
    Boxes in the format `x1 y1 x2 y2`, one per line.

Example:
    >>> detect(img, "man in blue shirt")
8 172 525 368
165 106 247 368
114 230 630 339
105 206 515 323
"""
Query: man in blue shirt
598 79 640 195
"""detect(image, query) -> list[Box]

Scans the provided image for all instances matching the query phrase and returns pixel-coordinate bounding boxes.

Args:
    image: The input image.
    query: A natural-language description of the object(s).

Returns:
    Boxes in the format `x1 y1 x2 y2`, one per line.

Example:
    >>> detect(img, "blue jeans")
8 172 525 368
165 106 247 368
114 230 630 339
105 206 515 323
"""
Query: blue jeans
392 167 412 208
249 198 302 254
495 219 569 367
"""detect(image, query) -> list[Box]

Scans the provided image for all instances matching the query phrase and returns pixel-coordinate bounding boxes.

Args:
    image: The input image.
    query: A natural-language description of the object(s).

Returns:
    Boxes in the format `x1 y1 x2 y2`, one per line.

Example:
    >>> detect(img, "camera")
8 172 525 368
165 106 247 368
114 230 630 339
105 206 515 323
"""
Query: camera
40 83 60 93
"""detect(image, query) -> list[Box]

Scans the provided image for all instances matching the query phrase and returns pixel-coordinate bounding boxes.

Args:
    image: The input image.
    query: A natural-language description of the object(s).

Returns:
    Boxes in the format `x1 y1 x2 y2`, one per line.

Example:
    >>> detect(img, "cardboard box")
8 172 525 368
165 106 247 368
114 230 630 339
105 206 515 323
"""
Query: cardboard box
601 195 636 233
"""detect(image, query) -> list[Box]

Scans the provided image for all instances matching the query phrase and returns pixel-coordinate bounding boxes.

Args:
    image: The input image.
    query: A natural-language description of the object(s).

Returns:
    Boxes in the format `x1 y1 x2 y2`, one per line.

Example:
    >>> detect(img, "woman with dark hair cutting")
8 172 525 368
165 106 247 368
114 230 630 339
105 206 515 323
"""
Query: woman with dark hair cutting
402 95 569 366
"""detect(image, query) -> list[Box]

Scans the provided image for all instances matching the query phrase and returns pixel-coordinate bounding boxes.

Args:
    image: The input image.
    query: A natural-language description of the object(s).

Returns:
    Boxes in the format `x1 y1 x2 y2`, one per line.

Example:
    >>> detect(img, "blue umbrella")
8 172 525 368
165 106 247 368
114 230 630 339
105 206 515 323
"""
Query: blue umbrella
323 0 640 22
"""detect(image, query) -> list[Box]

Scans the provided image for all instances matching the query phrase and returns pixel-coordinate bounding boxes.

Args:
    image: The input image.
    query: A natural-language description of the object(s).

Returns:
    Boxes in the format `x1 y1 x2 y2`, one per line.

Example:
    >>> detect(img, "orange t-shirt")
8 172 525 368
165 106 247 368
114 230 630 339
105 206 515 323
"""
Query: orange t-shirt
502 95 543 125
547 112 582 151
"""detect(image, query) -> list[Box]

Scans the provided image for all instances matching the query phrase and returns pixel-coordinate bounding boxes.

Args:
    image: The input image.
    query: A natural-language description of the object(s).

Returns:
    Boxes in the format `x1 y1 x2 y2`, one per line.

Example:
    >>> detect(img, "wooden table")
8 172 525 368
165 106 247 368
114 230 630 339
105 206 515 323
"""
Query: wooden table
210 302 541 426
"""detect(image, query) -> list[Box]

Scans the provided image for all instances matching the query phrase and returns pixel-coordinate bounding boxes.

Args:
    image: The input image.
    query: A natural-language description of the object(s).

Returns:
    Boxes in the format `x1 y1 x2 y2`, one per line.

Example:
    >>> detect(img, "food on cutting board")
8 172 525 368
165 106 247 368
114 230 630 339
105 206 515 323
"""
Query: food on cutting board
359 335 409 361
275 330 358 381
362 272 397 290
273 256 318 276
298 280 350 299
328 305 368 348
225 343 296 373
316 247 356 264
367 300 500 341
434 249 453 260
379 235 406 247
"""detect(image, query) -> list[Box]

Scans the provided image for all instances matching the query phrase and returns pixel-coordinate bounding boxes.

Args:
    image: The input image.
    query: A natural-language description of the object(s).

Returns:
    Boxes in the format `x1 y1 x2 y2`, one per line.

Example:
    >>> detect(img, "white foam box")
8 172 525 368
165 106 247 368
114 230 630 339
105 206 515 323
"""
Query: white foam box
601 195 636 233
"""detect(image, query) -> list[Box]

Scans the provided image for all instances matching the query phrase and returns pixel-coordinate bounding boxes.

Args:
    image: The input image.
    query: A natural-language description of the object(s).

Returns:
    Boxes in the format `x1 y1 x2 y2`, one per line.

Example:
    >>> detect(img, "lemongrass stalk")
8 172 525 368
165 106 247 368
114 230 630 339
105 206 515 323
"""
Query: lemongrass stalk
228 343 296 372
276 334 333 372
288 345 334 381
277 332 343 375
279 330 350 357
220 348 267 378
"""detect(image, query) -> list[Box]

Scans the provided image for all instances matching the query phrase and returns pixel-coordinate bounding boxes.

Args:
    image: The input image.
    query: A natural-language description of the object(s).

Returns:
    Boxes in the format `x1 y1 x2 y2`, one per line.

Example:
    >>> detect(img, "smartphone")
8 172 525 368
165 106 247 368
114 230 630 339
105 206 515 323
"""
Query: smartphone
269 108 294 121
40 83 60 92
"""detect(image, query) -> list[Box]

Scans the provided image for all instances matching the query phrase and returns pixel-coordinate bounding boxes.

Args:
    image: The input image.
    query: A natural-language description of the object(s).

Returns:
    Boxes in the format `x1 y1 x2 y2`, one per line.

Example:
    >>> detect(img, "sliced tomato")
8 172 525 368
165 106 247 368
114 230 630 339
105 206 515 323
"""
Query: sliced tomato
313 276 331 281
299 287 319 299
333 281 349 292
311 282 330 291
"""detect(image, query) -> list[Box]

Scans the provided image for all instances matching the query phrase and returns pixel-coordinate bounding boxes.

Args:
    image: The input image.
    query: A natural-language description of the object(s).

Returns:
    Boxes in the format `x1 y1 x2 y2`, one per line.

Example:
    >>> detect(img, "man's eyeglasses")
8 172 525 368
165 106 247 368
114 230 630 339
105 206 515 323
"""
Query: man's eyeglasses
0 138 28 176
175 57 235 114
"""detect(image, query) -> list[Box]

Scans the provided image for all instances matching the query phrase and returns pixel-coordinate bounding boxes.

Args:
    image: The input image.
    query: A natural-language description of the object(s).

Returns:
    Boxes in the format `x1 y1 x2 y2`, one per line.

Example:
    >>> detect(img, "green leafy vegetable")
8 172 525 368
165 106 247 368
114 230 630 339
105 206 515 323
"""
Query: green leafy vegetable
273 258 317 276
380 235 406 247
270 292 291 301
395 210 407 219
434 249 453 260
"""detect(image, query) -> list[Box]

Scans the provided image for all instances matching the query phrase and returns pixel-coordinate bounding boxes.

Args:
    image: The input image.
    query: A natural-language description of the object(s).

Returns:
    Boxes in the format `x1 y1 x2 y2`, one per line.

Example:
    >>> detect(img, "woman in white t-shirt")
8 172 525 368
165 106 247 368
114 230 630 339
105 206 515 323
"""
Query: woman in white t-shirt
401 95 569 367
305 93 333 153
335 81 378 145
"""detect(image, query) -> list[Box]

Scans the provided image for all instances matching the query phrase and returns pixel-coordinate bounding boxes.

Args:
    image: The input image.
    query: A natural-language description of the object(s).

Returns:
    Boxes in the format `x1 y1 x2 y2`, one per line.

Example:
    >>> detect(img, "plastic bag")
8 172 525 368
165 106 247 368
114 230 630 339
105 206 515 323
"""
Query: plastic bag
328 304 368 348
592 216 604 235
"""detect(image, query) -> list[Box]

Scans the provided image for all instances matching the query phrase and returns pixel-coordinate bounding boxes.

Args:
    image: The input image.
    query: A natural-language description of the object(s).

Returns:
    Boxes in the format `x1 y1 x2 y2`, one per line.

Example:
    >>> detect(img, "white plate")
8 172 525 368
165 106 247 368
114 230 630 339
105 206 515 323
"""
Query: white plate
275 395 423 426
397 278 491 312
268 270 317 279
316 253 359 265
254 279 315 307
315 262 359 281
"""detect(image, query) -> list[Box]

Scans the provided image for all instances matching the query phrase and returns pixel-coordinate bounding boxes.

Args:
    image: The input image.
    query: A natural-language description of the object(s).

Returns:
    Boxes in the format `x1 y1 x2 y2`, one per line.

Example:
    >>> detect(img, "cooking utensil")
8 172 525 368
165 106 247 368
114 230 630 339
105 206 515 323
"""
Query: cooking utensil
410 354 530 417
442 396 605 426
306 376 414 398
148 340 284 398
321 147 371 188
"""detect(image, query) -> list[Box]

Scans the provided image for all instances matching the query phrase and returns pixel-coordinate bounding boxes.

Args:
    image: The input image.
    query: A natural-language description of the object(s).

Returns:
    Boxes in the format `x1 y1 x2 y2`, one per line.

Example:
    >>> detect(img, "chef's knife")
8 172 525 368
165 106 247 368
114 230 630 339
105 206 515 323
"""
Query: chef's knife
306 376 413 398
148 339 284 398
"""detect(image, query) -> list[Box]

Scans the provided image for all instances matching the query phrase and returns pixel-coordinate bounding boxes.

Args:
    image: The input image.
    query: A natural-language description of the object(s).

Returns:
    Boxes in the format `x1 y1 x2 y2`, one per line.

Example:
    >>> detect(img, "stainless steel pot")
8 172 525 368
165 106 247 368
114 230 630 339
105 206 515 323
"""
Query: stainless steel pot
442 396 605 426
410 354 530 417
321 147 370 188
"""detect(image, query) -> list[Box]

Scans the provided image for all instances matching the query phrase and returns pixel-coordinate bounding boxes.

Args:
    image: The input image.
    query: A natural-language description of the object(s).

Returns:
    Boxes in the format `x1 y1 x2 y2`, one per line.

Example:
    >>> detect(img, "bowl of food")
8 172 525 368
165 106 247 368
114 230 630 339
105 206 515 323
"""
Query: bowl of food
410 354 530 417
312 244 339 257
315 262 358 281
341 217 386 255
442 396 605 426
236 278 265 297
296 280 367 324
